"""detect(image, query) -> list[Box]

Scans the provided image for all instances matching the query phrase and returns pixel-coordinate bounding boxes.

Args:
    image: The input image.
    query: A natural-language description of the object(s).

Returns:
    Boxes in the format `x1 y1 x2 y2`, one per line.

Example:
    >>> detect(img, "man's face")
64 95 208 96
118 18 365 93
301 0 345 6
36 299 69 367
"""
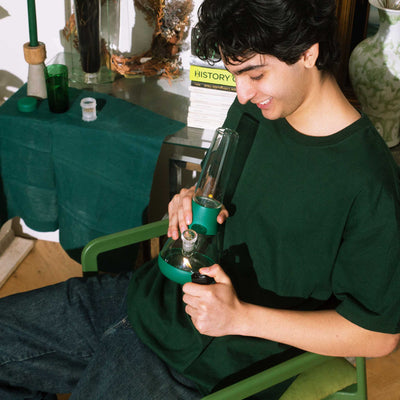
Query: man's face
225 53 313 121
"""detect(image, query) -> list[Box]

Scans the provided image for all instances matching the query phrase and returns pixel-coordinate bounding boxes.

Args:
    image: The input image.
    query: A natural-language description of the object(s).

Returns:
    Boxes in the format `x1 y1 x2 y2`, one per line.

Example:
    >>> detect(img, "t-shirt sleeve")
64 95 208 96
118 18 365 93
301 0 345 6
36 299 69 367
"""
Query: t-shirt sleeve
333 179 400 334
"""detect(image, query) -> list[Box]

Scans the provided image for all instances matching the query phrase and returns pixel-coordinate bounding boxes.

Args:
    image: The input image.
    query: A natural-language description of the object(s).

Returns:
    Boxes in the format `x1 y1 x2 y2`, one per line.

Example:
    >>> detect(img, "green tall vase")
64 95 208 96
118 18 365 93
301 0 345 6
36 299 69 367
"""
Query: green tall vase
349 0 400 147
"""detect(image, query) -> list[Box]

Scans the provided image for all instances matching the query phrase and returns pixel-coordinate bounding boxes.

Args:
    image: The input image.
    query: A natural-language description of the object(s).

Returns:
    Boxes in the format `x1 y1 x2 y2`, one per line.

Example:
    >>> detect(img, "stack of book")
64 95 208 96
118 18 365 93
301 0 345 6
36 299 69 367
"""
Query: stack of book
187 57 237 131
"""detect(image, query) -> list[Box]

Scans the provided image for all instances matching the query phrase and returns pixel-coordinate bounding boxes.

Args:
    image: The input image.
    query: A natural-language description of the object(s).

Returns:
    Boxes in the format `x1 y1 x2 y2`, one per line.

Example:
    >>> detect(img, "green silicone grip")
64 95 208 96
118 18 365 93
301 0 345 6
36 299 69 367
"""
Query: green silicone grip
190 199 219 235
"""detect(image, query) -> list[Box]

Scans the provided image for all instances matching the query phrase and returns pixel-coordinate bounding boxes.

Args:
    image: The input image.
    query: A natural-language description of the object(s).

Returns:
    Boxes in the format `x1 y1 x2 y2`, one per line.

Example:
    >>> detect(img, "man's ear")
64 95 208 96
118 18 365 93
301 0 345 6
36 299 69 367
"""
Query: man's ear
302 43 319 68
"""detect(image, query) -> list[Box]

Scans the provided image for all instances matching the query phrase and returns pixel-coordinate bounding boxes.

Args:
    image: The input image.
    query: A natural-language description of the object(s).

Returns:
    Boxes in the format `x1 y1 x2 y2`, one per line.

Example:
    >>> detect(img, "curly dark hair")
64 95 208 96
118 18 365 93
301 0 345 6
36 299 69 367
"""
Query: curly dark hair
193 0 340 73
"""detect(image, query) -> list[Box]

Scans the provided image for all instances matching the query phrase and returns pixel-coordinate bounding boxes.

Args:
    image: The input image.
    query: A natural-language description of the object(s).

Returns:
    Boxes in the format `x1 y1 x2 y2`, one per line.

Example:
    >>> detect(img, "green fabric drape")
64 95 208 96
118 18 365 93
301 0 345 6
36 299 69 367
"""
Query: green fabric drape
0 85 184 262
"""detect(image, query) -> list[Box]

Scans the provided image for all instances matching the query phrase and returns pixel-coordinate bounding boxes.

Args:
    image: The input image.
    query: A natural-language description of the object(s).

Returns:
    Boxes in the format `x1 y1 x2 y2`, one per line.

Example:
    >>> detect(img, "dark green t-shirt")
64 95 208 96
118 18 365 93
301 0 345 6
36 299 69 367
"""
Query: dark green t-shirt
127 100 400 394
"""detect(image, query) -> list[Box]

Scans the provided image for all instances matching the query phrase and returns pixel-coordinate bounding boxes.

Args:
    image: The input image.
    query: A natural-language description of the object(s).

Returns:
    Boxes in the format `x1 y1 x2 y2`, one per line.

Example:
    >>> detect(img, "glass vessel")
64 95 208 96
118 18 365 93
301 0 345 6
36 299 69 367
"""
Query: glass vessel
349 0 400 147
158 127 239 284
60 0 115 85
74 0 101 83
158 229 216 285
191 127 239 235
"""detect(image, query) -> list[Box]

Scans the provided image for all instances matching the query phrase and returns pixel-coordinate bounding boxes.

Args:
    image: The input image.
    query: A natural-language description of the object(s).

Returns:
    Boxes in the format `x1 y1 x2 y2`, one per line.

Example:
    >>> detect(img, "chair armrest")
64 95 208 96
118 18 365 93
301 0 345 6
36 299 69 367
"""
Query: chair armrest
202 352 329 400
81 219 169 274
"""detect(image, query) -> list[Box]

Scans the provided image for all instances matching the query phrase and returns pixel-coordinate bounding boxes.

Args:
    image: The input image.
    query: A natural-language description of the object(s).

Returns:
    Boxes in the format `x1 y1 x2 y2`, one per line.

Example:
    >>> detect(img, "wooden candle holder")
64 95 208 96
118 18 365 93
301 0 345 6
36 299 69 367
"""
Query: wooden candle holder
23 42 47 99
23 42 46 65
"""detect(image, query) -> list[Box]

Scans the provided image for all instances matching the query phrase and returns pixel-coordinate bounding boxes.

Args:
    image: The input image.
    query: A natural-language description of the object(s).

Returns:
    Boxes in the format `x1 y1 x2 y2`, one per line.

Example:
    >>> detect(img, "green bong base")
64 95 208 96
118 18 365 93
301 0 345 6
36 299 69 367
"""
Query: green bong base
158 253 192 285
158 242 215 285
158 199 220 284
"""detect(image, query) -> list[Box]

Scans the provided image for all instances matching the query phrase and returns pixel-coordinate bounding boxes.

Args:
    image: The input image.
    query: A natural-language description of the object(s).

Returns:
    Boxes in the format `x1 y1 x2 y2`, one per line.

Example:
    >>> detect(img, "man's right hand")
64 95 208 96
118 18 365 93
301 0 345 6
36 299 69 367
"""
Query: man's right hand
167 186 196 240
167 186 230 240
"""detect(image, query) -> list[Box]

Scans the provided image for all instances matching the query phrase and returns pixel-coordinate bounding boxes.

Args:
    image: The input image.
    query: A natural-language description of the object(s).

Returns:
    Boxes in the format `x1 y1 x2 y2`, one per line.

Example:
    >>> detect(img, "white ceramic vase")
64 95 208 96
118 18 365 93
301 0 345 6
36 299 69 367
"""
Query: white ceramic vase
349 0 400 147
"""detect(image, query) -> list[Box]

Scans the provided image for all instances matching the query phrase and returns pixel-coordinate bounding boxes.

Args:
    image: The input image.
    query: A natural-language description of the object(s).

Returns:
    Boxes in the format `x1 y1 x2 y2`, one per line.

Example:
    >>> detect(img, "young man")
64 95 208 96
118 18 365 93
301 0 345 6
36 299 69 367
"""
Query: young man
0 0 399 399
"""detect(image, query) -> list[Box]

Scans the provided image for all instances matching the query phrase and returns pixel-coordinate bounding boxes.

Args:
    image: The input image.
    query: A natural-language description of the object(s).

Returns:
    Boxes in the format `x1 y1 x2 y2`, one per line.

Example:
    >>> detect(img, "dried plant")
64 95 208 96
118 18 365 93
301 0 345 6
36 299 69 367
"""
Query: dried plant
63 0 194 79
110 0 194 79
135 0 163 25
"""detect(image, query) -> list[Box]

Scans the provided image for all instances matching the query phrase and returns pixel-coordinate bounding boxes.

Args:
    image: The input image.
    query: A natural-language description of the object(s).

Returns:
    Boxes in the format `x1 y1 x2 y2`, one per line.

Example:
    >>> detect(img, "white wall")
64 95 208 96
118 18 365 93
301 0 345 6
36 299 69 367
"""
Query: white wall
0 0 202 103
0 0 67 101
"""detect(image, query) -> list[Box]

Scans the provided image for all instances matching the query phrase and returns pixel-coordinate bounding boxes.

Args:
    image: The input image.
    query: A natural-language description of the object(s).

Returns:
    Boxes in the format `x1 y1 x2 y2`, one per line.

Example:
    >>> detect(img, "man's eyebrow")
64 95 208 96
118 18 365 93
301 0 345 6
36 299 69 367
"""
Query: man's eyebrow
226 64 266 76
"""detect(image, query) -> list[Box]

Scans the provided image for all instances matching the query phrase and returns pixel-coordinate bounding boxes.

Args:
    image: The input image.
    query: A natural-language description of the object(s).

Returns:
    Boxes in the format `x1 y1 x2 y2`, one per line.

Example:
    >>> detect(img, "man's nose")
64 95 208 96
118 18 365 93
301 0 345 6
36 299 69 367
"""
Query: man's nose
235 78 255 104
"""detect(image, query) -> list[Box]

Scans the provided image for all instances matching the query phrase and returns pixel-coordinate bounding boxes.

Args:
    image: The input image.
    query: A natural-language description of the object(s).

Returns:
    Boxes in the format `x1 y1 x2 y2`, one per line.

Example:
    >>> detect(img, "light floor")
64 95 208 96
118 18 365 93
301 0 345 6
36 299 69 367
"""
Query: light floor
0 240 399 400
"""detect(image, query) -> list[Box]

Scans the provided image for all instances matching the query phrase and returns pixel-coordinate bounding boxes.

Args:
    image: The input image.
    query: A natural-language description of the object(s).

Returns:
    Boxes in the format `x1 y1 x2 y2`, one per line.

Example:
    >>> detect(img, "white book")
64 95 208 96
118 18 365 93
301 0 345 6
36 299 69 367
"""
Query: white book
187 112 227 130
189 95 235 106
188 102 233 114
189 86 236 101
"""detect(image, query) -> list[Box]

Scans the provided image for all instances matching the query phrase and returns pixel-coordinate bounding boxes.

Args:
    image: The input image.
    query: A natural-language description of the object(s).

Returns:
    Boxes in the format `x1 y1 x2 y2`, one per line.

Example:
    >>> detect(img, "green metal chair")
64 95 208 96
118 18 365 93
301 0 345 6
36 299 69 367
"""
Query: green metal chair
81 219 367 400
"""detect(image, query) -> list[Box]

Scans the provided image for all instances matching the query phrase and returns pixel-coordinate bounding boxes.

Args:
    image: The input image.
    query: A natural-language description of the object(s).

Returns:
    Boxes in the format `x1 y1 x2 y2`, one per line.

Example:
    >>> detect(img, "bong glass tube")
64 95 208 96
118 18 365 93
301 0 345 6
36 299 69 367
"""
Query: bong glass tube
191 127 239 234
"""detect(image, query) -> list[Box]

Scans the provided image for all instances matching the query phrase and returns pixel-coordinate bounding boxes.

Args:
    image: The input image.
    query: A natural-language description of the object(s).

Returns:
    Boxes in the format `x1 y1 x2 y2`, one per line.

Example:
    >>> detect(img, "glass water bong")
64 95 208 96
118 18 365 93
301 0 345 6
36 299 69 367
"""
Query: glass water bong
158 127 239 285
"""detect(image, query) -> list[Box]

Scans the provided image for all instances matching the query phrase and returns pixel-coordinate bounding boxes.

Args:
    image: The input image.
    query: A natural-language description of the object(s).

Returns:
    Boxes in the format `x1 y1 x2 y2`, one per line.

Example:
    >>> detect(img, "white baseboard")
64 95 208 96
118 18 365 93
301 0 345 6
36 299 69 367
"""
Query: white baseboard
18 218 60 242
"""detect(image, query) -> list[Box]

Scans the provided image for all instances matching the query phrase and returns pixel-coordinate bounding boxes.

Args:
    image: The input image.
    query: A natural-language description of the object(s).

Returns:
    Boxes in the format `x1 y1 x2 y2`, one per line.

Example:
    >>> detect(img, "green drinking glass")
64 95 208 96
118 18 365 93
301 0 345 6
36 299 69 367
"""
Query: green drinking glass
45 64 69 113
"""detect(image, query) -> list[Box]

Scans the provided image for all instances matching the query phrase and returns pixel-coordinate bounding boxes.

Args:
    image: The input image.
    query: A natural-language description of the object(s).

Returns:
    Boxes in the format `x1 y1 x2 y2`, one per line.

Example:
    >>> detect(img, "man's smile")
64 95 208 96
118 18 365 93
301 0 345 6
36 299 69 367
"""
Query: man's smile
256 97 273 109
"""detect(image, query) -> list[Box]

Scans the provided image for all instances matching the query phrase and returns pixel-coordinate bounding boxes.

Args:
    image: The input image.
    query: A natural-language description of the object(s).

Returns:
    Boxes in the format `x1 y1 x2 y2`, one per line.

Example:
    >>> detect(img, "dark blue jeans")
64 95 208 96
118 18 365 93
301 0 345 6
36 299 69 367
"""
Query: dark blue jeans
0 273 201 399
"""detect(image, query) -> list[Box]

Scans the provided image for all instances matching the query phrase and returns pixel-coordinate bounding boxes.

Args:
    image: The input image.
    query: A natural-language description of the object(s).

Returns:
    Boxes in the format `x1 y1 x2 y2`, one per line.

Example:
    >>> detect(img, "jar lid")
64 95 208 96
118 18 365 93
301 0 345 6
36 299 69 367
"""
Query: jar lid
18 97 37 112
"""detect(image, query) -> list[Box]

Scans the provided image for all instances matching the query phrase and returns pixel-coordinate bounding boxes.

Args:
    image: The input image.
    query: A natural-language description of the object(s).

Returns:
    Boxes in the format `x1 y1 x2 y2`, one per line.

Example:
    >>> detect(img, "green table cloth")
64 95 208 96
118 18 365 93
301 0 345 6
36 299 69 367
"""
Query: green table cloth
0 85 184 262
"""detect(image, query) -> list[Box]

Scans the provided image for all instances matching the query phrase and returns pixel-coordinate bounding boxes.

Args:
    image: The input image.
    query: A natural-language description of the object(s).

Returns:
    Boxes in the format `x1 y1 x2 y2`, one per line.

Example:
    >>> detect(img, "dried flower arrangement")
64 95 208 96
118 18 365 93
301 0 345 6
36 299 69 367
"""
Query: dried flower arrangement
63 0 194 80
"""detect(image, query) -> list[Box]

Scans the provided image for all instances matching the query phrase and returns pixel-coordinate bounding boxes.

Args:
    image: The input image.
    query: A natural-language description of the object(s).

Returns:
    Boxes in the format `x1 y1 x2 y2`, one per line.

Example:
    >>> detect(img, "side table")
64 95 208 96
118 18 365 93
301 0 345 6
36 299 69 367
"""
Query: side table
0 84 185 265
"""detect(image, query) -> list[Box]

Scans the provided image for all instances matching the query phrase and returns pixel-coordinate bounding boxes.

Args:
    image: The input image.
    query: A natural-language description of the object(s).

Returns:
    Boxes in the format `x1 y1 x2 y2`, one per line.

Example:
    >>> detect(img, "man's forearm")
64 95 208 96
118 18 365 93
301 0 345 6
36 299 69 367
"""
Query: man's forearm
236 304 400 357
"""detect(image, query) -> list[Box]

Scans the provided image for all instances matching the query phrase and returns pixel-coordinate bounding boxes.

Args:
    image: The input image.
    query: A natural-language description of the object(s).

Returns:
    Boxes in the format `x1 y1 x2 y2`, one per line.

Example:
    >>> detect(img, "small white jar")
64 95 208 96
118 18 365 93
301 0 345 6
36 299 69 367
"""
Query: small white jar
80 97 97 122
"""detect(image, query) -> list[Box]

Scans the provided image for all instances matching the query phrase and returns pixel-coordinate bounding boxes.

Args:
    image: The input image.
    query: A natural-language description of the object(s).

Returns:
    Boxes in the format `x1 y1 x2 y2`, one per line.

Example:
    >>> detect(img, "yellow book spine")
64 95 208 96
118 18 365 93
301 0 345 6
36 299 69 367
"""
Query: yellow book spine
189 65 236 87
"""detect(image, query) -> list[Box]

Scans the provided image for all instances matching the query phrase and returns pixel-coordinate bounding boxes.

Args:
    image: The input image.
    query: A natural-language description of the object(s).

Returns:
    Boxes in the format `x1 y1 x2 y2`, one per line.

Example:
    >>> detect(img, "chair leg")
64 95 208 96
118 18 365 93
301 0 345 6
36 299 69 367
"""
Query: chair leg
323 358 367 400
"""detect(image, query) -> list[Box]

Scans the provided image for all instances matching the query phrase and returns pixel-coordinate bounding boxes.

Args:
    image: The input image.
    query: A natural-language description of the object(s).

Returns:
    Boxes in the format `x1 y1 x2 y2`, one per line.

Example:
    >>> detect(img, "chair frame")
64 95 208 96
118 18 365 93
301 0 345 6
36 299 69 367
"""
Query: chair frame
81 220 367 400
